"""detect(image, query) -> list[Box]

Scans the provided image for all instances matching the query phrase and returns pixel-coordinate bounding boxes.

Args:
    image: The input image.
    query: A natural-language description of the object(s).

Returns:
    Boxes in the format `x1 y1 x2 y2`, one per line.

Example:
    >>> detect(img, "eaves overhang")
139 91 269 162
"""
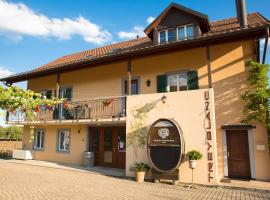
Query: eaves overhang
1 24 269 84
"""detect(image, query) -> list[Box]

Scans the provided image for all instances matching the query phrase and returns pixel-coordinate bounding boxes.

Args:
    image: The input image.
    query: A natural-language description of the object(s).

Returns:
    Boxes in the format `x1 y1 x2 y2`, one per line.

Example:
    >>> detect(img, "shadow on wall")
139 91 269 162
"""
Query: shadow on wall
127 99 160 162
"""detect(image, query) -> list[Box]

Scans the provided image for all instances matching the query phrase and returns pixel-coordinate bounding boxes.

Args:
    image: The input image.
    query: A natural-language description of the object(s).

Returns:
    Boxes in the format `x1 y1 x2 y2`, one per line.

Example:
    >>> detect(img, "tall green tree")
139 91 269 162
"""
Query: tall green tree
241 61 270 146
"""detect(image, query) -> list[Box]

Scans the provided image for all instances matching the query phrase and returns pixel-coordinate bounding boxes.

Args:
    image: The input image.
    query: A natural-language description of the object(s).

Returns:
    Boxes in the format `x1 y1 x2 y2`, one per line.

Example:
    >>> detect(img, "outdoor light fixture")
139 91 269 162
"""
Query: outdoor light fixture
161 95 167 103
146 79 151 87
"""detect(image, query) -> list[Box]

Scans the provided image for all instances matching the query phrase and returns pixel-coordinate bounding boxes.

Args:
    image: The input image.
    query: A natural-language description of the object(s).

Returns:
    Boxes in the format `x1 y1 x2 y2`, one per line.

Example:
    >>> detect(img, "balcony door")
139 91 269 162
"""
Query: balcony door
89 127 126 169
124 79 139 95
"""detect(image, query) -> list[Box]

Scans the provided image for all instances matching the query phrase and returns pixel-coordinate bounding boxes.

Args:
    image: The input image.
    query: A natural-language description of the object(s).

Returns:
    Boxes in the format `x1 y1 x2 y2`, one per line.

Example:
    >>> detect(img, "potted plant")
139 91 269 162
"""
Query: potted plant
130 162 150 182
186 150 203 169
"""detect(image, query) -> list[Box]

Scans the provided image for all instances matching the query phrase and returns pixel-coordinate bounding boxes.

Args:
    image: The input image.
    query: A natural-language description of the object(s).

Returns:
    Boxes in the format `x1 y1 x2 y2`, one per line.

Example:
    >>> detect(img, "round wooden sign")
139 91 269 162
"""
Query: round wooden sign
147 119 185 172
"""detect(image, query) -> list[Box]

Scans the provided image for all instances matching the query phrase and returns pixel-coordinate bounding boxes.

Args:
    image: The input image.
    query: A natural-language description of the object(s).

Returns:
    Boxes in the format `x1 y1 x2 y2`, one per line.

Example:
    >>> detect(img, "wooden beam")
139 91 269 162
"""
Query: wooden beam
127 60 132 95
206 46 213 88
56 73 60 98
262 27 269 64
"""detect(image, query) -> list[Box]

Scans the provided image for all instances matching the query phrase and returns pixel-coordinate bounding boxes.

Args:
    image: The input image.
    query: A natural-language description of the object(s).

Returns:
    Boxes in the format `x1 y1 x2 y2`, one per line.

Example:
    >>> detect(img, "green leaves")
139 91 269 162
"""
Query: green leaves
0 85 63 120
241 61 269 124
241 61 270 146
186 150 203 160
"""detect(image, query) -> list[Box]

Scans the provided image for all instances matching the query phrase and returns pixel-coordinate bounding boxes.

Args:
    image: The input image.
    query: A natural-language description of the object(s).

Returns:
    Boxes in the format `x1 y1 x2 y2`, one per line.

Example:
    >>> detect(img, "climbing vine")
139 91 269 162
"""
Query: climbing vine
241 60 270 146
0 85 63 118
127 100 159 161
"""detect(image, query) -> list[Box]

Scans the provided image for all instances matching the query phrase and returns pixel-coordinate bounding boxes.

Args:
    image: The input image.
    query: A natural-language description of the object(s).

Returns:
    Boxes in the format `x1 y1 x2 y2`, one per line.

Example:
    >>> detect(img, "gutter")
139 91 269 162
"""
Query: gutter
1 25 269 84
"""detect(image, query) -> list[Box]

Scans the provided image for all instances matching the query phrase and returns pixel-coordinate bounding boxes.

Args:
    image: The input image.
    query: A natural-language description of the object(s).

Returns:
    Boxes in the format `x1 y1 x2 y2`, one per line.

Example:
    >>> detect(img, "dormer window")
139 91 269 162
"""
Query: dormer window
177 24 194 40
159 29 175 44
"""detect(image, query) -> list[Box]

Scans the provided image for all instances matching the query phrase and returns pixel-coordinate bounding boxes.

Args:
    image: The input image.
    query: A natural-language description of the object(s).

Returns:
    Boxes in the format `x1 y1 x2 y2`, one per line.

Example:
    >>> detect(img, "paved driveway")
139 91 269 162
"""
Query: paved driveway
0 162 269 200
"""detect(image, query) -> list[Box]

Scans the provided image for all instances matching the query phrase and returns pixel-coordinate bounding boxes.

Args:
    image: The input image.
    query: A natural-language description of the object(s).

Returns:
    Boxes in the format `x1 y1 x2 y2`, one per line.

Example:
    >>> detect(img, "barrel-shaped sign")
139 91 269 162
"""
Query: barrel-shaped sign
147 119 185 172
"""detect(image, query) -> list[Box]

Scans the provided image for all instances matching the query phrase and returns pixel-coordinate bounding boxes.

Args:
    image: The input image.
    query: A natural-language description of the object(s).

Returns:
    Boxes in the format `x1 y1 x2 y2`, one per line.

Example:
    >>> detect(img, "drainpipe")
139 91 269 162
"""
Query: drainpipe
206 46 212 88
262 27 269 64
56 73 60 98
127 60 132 96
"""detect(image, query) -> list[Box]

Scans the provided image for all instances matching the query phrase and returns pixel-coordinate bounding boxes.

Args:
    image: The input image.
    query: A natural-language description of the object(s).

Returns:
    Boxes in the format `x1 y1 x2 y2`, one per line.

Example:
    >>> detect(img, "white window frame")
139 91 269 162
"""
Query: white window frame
158 28 175 44
33 129 45 150
176 24 194 41
57 129 70 152
167 72 188 92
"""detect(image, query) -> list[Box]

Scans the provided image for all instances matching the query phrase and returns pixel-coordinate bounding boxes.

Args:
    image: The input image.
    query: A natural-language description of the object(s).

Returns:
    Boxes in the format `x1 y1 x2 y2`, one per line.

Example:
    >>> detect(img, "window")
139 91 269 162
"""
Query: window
34 129 45 150
124 79 139 95
167 29 175 43
40 90 52 99
177 24 194 40
57 129 70 152
57 87 72 119
59 87 72 101
159 31 166 44
186 25 194 38
167 73 188 92
159 29 175 44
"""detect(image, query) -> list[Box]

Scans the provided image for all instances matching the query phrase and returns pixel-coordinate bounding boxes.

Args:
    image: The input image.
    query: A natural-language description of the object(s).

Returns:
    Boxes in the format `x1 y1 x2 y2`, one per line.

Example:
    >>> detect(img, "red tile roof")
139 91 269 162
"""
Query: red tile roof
1 13 269 83
36 13 268 72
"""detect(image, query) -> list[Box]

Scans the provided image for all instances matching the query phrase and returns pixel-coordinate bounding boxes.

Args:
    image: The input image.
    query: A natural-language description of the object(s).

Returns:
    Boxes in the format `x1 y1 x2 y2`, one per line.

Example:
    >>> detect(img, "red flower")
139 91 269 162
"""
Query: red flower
35 105 40 112
63 101 68 109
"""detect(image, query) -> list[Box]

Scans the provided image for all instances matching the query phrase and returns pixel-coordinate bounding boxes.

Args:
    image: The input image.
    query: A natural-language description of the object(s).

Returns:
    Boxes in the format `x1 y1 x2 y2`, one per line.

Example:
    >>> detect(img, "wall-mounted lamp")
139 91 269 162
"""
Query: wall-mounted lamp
78 126 81 134
161 95 167 104
146 79 151 87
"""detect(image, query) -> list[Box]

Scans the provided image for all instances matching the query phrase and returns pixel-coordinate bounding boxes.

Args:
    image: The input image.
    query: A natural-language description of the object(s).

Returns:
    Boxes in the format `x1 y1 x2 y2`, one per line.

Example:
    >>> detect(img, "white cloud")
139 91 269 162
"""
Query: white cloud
117 26 145 40
0 0 111 44
146 16 155 24
0 66 13 78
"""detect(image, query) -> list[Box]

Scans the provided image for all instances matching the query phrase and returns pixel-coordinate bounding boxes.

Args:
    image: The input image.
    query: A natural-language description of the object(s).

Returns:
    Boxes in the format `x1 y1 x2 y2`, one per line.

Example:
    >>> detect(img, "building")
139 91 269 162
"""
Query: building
1 1 270 185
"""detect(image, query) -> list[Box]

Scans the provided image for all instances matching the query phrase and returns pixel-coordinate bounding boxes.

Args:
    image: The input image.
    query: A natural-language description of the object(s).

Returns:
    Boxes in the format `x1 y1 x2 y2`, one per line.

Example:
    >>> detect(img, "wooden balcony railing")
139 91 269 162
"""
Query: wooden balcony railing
6 96 126 123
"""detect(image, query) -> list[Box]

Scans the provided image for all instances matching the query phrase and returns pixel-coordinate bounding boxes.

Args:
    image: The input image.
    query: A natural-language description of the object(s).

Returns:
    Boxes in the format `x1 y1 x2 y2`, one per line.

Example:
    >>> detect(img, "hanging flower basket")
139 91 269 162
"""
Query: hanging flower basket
103 98 113 106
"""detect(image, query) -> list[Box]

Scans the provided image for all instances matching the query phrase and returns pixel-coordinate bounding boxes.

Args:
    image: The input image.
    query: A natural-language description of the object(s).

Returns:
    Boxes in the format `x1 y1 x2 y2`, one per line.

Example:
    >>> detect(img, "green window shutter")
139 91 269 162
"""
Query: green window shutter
157 74 168 93
187 70 199 90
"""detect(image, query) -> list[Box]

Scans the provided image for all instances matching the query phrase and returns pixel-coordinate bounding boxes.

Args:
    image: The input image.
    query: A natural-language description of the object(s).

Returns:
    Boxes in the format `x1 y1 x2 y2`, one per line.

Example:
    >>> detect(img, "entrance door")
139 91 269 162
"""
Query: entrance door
226 130 251 179
89 127 126 168
103 127 115 167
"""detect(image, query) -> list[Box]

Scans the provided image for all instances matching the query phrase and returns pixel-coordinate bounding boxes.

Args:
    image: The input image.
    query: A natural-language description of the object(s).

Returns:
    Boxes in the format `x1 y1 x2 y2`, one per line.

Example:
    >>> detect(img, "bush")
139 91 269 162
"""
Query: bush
130 162 150 172
0 150 12 159
186 150 203 160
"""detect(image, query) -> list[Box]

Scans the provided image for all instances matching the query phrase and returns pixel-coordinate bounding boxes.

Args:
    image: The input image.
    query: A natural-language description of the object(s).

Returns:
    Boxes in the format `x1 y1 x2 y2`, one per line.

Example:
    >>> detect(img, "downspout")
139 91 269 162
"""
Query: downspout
262 27 269 64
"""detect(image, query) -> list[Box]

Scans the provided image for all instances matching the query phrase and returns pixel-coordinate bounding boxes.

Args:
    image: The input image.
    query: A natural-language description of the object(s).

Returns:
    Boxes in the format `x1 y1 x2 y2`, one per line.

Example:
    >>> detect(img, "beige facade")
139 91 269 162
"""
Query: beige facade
126 89 218 184
20 40 270 183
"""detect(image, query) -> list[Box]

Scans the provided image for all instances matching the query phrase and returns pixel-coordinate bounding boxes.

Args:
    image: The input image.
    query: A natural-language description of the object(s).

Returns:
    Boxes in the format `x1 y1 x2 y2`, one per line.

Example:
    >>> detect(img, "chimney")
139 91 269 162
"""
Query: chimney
235 0 248 28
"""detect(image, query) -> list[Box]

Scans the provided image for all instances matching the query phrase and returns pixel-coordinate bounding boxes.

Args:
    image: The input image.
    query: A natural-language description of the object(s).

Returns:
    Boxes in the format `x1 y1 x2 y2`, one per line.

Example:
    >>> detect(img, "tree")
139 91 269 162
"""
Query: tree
0 126 23 141
0 85 62 119
241 61 270 146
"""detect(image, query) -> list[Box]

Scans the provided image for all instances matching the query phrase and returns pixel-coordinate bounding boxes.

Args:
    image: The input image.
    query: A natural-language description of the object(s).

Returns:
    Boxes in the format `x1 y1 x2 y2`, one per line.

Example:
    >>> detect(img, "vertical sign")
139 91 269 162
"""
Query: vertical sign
205 90 213 182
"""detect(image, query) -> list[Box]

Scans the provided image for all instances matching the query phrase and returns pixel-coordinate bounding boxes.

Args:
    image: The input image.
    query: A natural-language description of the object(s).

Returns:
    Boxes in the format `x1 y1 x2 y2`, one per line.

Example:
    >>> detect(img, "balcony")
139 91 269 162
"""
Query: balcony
6 96 126 125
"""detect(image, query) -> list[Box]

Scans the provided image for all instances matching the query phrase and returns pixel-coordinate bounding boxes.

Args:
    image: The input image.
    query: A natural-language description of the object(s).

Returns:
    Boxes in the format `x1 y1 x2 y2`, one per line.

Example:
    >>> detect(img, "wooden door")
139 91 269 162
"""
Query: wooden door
226 130 251 179
89 127 101 166
89 127 126 168
102 127 117 167
116 127 126 169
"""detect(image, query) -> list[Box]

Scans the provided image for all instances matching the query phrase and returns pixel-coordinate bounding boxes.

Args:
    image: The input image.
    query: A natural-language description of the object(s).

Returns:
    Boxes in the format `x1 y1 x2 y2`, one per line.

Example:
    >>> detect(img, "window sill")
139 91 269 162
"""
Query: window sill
33 148 44 152
57 149 70 154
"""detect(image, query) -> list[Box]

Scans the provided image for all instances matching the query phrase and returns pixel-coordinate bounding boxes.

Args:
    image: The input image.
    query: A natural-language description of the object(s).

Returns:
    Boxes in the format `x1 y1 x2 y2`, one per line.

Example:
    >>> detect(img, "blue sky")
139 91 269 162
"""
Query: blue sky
0 0 269 125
